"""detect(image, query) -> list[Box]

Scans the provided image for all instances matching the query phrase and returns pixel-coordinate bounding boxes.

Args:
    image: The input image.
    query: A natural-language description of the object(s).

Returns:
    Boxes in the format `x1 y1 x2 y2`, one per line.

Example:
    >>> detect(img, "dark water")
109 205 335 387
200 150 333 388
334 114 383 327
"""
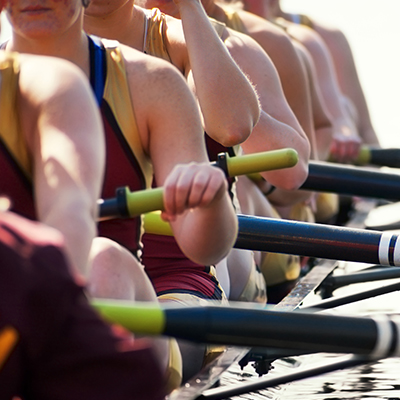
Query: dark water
218 261 400 400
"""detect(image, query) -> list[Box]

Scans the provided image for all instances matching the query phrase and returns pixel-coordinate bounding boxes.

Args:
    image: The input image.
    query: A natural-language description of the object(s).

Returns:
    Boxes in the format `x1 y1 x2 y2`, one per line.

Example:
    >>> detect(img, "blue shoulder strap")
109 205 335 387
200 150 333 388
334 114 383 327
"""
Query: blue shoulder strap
88 35 106 106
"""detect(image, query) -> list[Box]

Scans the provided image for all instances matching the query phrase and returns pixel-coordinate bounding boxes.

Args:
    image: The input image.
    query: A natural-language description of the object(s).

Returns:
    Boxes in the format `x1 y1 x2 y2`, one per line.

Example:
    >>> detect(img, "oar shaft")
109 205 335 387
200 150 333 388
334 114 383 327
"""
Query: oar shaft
303 281 400 311
356 147 400 168
92 301 400 359
301 161 400 200
197 355 368 400
235 215 400 267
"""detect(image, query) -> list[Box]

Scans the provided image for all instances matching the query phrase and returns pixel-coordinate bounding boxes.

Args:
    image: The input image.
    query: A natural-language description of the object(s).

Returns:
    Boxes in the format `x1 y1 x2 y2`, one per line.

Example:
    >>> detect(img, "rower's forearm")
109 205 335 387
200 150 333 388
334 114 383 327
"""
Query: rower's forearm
178 1 260 146
241 113 310 190
172 196 238 266
40 200 97 277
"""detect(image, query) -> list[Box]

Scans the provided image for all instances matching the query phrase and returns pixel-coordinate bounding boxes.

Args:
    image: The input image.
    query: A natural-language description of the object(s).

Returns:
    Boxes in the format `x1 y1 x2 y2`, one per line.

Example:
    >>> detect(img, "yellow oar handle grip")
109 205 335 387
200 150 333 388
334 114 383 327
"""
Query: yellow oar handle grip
225 148 298 177
144 211 173 236
125 187 164 217
354 146 370 165
329 145 370 165
99 149 298 220
92 299 165 335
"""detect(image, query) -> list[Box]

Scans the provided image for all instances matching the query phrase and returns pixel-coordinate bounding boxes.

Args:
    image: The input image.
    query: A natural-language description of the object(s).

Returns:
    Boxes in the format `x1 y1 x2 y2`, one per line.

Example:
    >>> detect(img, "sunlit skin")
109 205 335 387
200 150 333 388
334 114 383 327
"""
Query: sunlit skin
267 0 380 147
5 0 81 39
242 0 366 162
84 0 260 149
3 0 241 379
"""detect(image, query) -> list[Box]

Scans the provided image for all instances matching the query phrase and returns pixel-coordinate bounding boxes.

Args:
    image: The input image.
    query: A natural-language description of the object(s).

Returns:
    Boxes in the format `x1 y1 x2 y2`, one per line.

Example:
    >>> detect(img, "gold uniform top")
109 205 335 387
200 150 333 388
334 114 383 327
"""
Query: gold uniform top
90 37 153 253
0 52 36 219
142 8 226 60
0 52 30 179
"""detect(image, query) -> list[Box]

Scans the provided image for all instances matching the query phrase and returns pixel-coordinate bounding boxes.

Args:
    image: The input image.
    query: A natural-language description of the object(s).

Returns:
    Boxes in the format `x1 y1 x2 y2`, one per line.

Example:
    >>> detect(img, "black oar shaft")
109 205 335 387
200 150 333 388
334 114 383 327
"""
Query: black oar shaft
301 161 400 200
323 267 400 291
304 281 400 310
197 355 368 400
163 306 397 357
368 148 400 168
235 215 400 267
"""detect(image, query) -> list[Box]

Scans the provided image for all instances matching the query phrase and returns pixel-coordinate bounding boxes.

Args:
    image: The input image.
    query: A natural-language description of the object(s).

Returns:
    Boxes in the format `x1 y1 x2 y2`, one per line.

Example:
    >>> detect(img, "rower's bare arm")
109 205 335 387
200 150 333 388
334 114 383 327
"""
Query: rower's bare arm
289 25 361 162
313 21 380 146
239 11 316 152
124 49 237 265
167 1 260 146
226 31 310 189
294 40 334 161
20 56 105 277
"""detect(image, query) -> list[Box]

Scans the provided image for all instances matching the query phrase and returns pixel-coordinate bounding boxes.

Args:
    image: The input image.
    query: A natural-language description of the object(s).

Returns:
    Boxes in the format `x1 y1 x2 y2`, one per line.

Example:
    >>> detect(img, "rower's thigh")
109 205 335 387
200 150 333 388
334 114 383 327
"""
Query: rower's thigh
88 236 157 302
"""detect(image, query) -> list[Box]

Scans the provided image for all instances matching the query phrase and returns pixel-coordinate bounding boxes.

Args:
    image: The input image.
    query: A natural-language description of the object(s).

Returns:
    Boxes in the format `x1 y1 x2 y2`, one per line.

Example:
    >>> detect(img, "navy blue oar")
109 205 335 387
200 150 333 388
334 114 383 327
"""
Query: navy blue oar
99 187 400 267
92 301 400 358
235 214 400 267
301 161 400 200
355 146 400 168
329 146 400 168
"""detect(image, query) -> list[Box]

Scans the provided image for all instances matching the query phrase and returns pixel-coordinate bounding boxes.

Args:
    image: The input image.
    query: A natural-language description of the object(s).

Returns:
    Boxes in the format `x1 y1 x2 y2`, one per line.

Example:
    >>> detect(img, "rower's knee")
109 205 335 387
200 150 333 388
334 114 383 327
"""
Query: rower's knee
88 237 155 301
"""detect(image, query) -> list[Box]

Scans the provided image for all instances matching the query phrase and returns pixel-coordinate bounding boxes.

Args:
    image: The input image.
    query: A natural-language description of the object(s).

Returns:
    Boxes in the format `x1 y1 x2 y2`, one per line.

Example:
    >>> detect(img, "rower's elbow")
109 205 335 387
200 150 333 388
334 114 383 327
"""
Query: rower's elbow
213 124 254 148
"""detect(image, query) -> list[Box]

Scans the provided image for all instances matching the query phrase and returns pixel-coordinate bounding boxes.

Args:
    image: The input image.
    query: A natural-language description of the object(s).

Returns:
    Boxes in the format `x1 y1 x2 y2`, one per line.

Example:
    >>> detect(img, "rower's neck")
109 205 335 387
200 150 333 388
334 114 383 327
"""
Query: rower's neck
84 1 145 51
242 0 270 19
272 1 290 20
7 15 90 78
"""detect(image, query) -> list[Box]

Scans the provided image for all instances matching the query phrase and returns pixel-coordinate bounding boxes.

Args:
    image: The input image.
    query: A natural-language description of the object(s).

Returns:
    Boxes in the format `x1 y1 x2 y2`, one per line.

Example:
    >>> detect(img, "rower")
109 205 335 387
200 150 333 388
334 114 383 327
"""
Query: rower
85 0 311 309
265 0 381 149
3 0 238 390
0 204 165 400
134 0 319 302
0 44 104 278
239 0 365 164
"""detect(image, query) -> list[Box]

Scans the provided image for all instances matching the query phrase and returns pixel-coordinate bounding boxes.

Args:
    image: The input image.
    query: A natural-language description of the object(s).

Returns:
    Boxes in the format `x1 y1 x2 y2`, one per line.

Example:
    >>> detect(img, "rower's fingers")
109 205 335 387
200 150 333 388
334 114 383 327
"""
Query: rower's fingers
187 166 227 209
162 164 190 219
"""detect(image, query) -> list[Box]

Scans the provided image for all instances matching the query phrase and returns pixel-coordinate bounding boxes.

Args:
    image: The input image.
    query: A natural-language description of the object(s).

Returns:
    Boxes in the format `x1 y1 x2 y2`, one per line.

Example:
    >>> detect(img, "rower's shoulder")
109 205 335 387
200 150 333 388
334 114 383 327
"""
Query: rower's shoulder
118 43 190 114
236 10 297 54
18 54 93 106
119 43 185 83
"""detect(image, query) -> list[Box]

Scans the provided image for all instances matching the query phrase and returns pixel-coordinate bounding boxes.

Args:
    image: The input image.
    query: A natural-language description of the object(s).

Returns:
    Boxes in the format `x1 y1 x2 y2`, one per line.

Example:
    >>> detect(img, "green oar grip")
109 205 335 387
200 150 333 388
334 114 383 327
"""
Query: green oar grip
92 300 166 335
354 146 371 165
125 187 164 217
226 148 298 177
100 149 298 219
144 211 173 236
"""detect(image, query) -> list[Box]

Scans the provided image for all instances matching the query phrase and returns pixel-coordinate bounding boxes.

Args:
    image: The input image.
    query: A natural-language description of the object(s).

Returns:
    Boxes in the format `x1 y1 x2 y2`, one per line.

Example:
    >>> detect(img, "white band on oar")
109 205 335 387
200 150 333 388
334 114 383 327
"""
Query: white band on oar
393 238 400 266
389 315 400 357
369 315 392 359
378 232 394 266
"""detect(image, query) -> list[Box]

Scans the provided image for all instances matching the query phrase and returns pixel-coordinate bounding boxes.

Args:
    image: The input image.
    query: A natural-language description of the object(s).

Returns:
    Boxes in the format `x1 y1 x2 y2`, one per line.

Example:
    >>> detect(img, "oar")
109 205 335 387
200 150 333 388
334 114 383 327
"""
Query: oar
347 146 400 168
98 148 298 220
197 355 369 400
235 214 400 267
99 184 400 267
301 161 400 200
92 301 400 358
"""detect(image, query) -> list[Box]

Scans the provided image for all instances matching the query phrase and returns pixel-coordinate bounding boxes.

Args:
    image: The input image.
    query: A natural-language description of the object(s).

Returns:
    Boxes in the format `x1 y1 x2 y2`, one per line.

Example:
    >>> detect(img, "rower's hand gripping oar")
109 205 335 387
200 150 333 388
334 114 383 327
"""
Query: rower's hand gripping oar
98 148 298 220
92 300 400 360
